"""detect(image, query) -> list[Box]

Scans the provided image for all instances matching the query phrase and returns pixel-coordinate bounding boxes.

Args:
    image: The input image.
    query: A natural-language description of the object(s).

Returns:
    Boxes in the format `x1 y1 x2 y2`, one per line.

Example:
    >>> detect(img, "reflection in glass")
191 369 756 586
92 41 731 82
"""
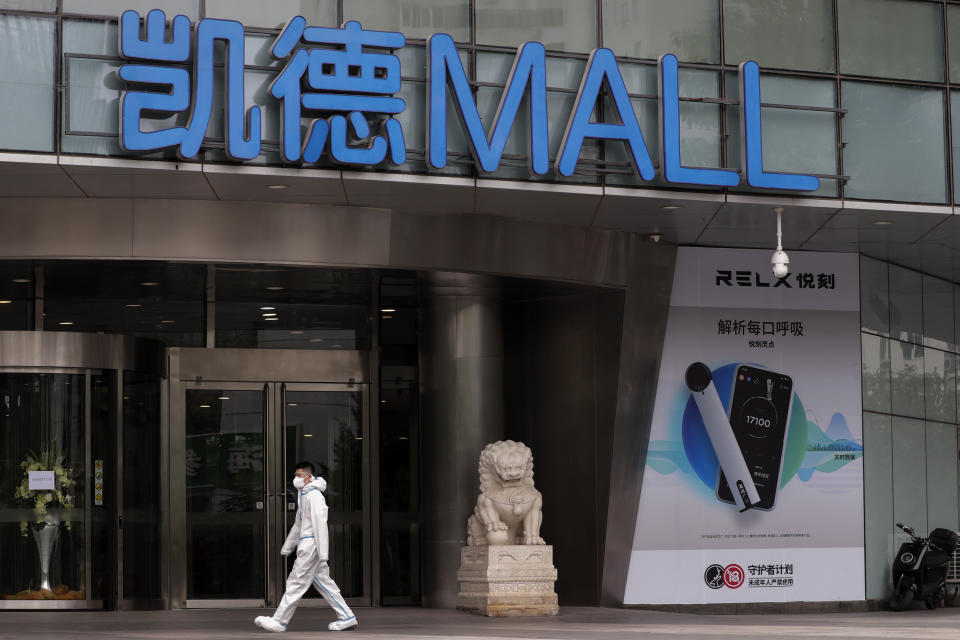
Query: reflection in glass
838 0 943 82
923 275 954 351
602 0 718 63
0 374 85 601
891 417 927 540
476 0 596 53
344 0 470 42
723 0 834 72
925 421 959 531
860 256 889 336
862 411 892 600
889 265 923 344
186 390 266 599
0 14 56 152
122 373 162 600
843 82 948 203
90 371 117 604
861 333 891 414
206 0 338 30
891 340 924 419
924 349 956 425
0 0 56 10
62 0 199 19
285 390 364 598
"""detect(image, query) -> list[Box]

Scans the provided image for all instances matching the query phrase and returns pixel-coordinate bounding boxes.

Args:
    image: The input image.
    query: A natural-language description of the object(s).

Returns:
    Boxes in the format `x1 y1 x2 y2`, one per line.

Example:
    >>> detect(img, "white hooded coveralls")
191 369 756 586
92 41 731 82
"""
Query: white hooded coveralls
272 476 355 627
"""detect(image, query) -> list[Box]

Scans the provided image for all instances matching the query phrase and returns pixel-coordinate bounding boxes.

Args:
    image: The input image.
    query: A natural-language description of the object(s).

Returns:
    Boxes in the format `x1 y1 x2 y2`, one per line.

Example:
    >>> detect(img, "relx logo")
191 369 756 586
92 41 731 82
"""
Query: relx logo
716 270 791 288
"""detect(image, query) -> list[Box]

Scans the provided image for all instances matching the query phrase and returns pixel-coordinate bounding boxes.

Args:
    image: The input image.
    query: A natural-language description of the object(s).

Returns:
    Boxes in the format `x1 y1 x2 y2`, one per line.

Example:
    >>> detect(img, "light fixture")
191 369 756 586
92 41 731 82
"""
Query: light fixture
12 278 30 283
140 281 159 286
332 344 342 348
398 436 409 441
381 308 396 313
266 184 288 190
58 321 73 326
771 206 789 279
218 396 230 400
125 303 142 308
0 300 11 304
380 400 386 404
266 286 285 291
199 404 211 408
309 338 324 342
303 433 313 437
161 320 175 324
262 312 277 317
382 315 393 319
260 306 275 310
873 220 894 226
355 436 363 440
287 403 298 407
265 317 279 321
661 205 682 210
290 330 303 334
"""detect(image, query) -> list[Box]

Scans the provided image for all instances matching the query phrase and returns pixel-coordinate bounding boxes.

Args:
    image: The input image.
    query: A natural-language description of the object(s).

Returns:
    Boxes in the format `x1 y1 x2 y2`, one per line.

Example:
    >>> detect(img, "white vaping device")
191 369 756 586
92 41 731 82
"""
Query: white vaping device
685 362 760 512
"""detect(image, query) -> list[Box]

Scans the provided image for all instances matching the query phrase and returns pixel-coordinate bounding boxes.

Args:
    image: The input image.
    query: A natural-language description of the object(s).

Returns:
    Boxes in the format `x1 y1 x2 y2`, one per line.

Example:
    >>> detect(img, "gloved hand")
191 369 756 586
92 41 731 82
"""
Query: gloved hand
281 548 292 557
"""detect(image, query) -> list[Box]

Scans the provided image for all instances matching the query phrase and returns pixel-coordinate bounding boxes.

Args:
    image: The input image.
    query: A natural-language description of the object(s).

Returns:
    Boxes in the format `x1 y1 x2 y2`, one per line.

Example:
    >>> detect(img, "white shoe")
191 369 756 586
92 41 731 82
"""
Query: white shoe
328 616 358 631
254 616 286 632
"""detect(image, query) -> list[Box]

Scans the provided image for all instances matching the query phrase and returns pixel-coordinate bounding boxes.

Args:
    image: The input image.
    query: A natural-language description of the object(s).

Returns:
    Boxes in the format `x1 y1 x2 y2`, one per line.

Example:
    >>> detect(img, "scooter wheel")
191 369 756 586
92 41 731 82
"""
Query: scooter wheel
889 584 913 611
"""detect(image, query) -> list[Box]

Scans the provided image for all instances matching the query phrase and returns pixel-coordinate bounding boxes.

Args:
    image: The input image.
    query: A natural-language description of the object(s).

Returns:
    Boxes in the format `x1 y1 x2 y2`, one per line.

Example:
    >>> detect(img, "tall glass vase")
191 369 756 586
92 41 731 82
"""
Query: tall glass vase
32 522 59 592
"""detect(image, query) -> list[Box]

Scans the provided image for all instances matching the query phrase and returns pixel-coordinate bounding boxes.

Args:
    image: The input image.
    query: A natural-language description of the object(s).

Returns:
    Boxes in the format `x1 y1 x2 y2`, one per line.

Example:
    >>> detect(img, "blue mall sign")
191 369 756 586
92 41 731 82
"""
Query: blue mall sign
117 10 819 192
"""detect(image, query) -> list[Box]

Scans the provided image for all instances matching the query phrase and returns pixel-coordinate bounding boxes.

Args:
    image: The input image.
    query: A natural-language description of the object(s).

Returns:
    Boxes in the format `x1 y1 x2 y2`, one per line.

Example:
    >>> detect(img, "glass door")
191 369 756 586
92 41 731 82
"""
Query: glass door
184 384 268 604
278 384 369 607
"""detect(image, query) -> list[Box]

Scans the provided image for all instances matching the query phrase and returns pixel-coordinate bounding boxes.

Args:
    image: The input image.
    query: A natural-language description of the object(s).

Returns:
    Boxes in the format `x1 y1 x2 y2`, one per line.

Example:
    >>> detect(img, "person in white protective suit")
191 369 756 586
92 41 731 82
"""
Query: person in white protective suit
254 461 357 632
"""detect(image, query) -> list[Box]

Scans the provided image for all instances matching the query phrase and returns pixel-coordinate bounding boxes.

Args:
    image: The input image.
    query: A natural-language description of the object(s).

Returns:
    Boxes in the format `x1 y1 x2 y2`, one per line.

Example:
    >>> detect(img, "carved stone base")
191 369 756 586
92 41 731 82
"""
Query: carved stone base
456 544 559 617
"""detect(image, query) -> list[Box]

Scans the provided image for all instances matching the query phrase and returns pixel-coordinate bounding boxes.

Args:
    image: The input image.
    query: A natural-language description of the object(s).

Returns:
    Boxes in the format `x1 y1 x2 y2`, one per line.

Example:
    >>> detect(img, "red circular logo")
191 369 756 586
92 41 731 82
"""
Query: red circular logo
723 564 744 589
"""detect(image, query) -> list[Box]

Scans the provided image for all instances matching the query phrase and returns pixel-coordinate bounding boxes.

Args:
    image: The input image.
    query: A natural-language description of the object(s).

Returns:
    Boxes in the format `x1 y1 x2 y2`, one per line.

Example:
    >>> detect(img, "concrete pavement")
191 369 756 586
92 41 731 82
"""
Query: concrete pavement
2 606 960 639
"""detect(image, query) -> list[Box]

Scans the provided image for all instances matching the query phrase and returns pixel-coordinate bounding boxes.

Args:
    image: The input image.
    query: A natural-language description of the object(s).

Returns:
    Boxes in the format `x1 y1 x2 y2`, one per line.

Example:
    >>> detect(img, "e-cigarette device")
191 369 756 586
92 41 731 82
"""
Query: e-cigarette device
685 362 760 512
716 364 793 511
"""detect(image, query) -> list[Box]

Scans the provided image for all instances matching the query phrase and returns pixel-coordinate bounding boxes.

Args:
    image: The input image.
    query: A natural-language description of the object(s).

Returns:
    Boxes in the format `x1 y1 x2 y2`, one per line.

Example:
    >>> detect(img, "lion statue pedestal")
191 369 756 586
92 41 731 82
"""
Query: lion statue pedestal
456 440 558 617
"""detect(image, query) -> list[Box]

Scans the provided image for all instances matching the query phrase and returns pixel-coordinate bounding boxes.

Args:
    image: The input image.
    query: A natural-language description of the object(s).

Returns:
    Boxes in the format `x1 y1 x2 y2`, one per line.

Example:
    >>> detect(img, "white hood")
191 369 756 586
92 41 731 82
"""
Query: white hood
308 476 327 492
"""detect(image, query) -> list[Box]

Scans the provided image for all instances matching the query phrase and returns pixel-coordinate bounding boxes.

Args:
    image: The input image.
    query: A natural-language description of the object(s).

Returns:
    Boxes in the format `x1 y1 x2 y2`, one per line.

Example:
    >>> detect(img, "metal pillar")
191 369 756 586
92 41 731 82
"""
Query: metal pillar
419 272 504 608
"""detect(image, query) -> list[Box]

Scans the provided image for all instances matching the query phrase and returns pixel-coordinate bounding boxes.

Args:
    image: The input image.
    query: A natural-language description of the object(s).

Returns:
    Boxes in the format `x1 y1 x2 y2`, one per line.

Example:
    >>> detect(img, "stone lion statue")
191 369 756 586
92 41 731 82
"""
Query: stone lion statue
467 440 545 546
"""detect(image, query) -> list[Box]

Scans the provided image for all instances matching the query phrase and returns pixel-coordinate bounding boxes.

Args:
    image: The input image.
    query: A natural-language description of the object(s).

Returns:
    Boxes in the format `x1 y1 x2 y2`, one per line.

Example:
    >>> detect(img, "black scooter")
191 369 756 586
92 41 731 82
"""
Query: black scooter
889 522 958 610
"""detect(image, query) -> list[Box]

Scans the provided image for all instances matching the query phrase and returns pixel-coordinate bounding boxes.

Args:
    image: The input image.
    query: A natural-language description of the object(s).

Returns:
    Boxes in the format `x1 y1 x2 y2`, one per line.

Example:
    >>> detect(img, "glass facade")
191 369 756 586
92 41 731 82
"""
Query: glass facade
860 256 960 600
5 0 960 202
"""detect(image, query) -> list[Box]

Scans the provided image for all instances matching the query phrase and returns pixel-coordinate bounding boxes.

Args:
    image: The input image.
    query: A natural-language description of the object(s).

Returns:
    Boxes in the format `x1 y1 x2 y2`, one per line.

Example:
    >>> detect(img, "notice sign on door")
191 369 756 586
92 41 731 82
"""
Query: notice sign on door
28 470 55 490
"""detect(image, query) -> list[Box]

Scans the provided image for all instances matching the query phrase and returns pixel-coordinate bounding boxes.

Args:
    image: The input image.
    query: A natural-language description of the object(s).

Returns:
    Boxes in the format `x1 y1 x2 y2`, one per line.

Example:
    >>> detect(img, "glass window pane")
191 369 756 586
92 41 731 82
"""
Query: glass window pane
0 0 56 10
891 340 925 418
0 374 85 601
62 0 199 20
923 275 954 351
601 0 718 63
725 73 838 197
892 417 928 552
889 265 923 343
186 389 265 599
862 333 891 414
951 90 960 205
842 82 947 203
214 266 372 350
344 0 470 42
476 0 596 53
43 261 206 347
860 256 889 336
949 6 960 82
0 262 35 330
926 422 959 531
924 348 956 424
62 19 118 57
723 0 834 72
838 0 944 82
122 373 162 600
206 0 337 29
0 15 55 153
862 411 892 600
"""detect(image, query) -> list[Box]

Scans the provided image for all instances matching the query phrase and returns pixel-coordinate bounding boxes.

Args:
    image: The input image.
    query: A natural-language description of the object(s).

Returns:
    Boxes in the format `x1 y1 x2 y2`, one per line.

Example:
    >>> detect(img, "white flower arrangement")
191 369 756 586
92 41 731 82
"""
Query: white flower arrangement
13 448 75 537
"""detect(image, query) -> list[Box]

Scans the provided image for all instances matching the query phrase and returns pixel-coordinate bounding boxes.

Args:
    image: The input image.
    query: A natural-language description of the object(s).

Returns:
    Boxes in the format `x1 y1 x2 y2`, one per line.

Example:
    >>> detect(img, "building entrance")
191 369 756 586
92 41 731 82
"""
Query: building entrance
169 347 372 609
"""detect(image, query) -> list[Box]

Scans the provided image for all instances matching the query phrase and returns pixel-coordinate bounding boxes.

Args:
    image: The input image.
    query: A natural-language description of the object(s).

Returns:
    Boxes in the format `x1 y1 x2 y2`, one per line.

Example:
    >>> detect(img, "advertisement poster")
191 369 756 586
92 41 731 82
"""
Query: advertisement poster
624 247 864 604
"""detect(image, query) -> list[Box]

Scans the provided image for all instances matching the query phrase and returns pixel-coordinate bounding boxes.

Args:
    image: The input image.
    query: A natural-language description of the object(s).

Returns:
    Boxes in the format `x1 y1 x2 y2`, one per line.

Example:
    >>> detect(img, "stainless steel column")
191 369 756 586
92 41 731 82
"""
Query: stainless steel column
419 272 503 608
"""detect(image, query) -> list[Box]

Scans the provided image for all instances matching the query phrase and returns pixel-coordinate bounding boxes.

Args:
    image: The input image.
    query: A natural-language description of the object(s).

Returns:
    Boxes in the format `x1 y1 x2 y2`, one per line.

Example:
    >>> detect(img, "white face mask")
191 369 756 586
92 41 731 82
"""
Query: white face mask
293 476 306 489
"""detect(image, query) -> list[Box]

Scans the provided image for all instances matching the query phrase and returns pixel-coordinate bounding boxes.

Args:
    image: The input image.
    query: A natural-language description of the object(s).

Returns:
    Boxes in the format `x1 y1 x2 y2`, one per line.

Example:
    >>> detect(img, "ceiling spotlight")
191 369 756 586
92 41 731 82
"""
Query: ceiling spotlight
873 220 894 226
12 278 30 283
58 321 73 326
303 433 313 437
262 312 277 317
260 306 275 310
125 303 142 308
199 404 211 408
381 308 396 313
0 300 11 304
140 281 159 286
647 233 662 243
290 330 304 334
265 317 279 321
266 286 285 291
218 396 230 400
661 205 682 210
266 184 288 190
161 320 175 324
771 206 789 279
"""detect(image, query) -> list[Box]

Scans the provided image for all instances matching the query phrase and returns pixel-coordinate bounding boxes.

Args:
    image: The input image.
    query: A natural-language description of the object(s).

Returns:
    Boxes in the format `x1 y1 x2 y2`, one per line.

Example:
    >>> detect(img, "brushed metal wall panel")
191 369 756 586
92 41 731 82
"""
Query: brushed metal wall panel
600 239 676 605
173 347 368 383
0 330 165 375
0 198 134 257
